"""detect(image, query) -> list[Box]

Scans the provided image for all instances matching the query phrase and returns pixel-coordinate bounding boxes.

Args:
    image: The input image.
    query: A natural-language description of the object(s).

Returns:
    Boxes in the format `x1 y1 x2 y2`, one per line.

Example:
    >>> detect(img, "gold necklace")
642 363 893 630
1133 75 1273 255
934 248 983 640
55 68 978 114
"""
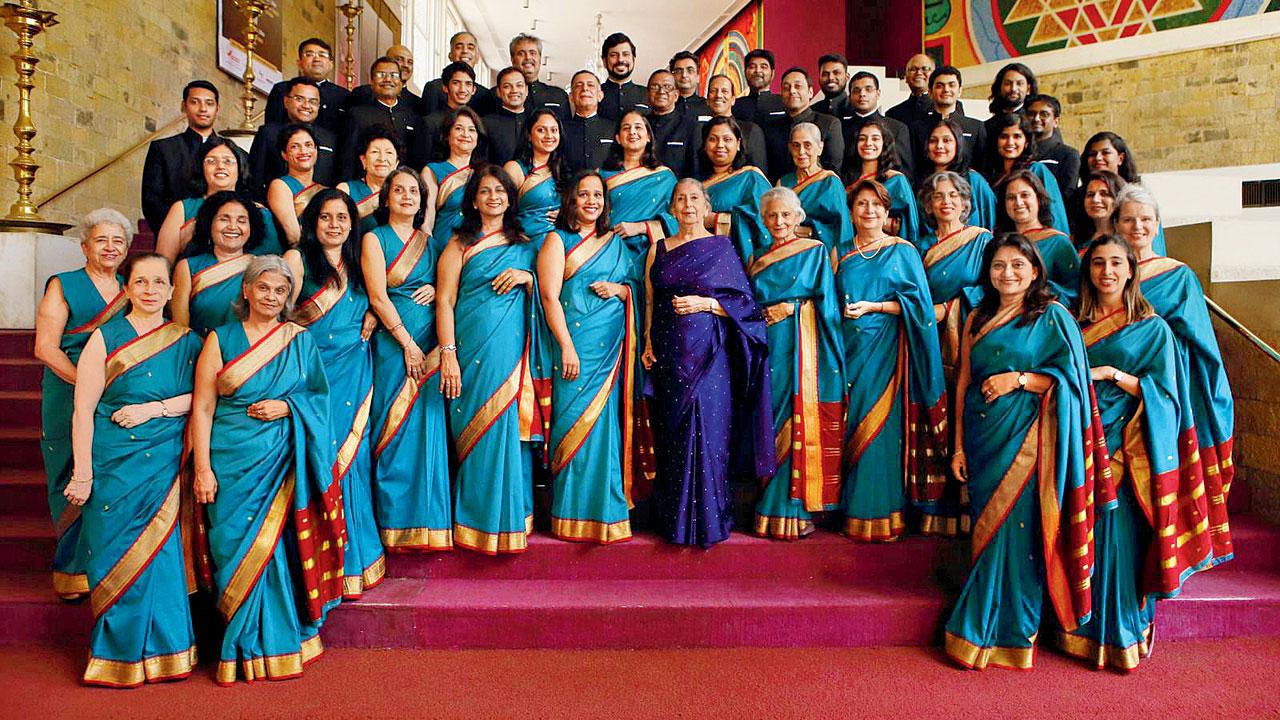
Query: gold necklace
855 235 886 260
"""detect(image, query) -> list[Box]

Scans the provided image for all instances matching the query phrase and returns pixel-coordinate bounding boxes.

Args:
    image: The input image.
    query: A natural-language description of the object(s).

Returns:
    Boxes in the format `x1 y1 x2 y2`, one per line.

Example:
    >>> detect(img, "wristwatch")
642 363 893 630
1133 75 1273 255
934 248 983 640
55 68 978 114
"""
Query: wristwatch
1017 372 1028 389
1113 369 1126 384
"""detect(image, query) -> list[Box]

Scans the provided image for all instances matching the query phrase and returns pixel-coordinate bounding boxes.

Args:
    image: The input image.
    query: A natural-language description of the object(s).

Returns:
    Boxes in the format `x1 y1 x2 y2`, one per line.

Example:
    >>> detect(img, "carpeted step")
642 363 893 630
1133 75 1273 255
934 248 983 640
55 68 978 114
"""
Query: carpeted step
0 331 34 359
0 429 42 470
0 358 42 392
0 391 40 429
0 518 56 572
0 469 46 517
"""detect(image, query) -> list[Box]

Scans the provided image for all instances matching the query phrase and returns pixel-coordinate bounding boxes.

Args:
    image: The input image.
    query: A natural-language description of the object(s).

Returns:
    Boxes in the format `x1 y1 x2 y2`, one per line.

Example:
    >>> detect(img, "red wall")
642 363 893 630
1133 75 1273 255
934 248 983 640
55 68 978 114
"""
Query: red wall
761 0 846 90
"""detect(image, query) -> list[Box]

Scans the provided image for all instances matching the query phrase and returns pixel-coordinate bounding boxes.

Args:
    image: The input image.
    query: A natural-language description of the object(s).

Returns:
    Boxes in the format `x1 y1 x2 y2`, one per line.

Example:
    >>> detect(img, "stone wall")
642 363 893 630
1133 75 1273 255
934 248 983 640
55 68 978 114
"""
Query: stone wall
963 35 1280 174
0 0 335 228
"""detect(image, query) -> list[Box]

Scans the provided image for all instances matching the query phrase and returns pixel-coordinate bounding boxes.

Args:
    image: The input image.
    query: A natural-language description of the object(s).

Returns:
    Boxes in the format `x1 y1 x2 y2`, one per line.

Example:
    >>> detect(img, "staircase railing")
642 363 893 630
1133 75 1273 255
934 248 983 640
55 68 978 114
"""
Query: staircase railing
1207 296 1280 366
35 114 188 211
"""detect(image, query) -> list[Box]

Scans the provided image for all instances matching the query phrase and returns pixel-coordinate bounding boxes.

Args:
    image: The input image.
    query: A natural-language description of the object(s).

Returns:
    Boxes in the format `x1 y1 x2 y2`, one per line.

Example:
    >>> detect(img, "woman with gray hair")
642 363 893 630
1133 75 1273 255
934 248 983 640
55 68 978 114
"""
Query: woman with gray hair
32 206 132 600
1115 184 1236 565
778 122 852 253
747 186 844 540
189 253 344 684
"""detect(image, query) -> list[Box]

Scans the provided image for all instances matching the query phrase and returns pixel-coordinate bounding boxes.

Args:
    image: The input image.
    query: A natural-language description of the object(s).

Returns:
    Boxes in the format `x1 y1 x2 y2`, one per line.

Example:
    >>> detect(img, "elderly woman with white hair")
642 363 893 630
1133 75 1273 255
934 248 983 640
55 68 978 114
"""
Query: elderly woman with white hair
746 186 844 540
190 254 345 684
777 122 853 254
33 207 133 601
1115 183 1236 565
642 178 774 546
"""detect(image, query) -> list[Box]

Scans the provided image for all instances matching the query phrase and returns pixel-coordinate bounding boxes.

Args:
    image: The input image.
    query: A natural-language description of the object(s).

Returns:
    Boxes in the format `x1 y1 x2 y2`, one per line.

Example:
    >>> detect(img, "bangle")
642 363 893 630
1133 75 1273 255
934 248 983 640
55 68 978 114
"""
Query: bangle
440 344 457 353
389 322 405 335
71 469 93 483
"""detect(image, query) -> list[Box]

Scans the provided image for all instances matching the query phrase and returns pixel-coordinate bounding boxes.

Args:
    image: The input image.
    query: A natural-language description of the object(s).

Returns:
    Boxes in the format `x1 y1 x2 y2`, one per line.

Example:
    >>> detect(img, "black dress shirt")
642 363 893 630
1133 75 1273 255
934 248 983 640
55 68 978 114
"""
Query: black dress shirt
483 107 529 165
561 114 615 173
1034 131 1081 194
600 80 649 121
247 123 338 201
732 89 785 125
910 107 986 178
648 109 699 178
677 94 712 122
264 78 349 135
527 81 571 121
418 78 497 117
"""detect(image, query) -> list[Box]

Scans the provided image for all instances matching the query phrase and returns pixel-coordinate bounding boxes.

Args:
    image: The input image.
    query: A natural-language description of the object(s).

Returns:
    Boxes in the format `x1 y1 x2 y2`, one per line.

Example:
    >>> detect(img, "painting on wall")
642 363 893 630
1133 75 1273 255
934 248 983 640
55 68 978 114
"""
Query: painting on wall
695 1 764 96
217 0 285 94
925 0 1279 67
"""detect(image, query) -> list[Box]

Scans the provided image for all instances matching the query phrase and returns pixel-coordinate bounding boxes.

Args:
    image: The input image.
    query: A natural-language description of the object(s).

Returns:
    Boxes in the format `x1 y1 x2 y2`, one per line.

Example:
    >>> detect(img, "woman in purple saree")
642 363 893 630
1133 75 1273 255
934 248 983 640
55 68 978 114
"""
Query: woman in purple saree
642 179 774 547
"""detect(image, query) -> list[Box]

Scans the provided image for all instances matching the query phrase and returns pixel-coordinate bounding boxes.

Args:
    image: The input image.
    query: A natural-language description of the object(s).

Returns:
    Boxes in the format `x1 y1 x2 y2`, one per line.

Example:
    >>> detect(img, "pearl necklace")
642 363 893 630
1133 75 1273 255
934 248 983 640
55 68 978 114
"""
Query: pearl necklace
855 235 887 260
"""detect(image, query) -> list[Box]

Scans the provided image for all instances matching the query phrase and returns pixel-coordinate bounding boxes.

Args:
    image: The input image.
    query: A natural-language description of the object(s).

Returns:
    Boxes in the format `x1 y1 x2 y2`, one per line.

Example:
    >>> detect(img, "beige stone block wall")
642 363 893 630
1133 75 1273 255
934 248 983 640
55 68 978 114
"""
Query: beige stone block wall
0 0 335 229
962 35 1280 174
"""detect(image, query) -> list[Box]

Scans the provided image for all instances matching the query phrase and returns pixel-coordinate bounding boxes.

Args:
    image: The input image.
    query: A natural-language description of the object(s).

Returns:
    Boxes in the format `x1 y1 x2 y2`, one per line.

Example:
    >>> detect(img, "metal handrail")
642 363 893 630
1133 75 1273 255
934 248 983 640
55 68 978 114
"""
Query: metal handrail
1206 296 1280 366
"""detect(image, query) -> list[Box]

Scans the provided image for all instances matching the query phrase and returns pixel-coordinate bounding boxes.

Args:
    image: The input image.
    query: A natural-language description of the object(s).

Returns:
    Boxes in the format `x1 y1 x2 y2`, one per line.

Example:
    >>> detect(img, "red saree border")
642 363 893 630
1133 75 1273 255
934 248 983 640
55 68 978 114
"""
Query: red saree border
90 476 182 619
68 290 127 334
103 322 189 389
215 322 302 397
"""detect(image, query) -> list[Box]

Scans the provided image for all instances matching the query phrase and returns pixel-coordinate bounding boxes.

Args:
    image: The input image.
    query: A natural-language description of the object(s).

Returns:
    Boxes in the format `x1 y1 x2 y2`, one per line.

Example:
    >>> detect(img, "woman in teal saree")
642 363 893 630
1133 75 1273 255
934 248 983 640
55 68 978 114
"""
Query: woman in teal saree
602 111 678 259
64 253 201 687
778 122 852 255
286 189 386 596
841 118 920 248
748 187 845 540
424 107 484 269
504 109 566 247
171 191 267 336
837 180 949 541
362 168 453 551
437 165 545 554
984 113 1070 234
336 125 403 236
700 116 772 264
945 234 1106 670
1116 184 1235 565
914 117 996 254
996 169 1080 306
155 137 282 261
191 255 345 684
266 124 327 248
1057 236 1215 671
33 209 130 600
536 170 636 543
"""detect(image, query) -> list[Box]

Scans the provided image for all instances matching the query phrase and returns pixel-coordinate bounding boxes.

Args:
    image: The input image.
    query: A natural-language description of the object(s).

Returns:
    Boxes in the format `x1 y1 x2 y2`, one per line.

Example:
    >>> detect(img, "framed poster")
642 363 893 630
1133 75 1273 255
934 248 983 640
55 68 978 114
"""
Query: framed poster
695 0 764 96
217 0 285 93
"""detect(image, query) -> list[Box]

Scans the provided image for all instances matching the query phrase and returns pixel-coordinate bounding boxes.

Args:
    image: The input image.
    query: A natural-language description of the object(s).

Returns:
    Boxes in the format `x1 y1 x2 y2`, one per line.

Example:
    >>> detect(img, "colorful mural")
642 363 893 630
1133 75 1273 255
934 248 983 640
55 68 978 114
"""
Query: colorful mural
925 0 1279 67
695 1 764 96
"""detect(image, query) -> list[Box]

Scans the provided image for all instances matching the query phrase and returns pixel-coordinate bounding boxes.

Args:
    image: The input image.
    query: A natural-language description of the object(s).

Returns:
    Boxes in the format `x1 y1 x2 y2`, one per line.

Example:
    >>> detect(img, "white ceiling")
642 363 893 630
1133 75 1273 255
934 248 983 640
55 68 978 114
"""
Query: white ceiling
454 0 750 87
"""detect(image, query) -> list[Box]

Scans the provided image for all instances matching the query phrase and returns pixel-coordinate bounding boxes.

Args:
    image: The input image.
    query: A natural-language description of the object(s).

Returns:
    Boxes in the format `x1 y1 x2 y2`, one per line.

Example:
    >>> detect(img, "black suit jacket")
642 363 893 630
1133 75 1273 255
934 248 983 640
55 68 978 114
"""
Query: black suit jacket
482 107 529 165
345 85 422 113
1034 131 1081 195
140 128 221 232
760 108 843 182
648 110 699 178
247 123 338 202
264 78 349 135
677 94 712 122
732 89 785 125
418 78 497 117
561 114 615 173
340 100 420 178
527 81 570 120
600 80 648 121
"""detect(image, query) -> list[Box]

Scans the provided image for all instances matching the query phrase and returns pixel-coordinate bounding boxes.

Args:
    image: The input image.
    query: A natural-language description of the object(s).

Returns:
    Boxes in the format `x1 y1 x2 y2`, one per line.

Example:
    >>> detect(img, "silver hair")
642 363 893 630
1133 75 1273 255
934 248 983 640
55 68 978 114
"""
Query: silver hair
1112 182 1161 224
759 186 806 224
669 177 712 215
789 122 822 145
232 254 296 321
509 33 543 57
76 207 134 246
917 171 972 228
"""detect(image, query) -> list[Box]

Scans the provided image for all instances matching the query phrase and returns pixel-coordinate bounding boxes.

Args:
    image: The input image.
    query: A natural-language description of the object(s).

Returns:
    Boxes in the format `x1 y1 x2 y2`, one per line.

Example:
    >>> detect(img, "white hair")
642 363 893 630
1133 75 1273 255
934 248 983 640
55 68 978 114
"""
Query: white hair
789 122 821 145
77 207 134 245
669 177 712 215
759 186 806 224
1113 183 1161 223
233 254 296 321
509 33 543 57
917 171 972 228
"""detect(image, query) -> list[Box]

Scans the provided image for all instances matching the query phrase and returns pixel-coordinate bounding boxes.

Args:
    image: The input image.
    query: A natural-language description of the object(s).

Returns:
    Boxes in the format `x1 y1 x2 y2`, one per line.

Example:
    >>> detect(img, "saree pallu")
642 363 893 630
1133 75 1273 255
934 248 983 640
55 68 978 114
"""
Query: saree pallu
345 180 380 235
206 321 345 685
602 166 678 258
515 162 559 247
81 316 202 687
541 230 637 543
647 234 775 547
278 175 326 220
295 270 385 597
186 253 252 336
924 226 993 381
944 302 1107 670
836 239 950 540
1024 227 1080 307
427 161 473 275
747 238 845 540
780 170 853 255
1056 312 1214 671
180 197 284 256
706 166 772 264
845 172 920 250
368 225 453 551
914 170 995 254
1030 162 1071 236
41 269 126 599
450 235 546 554
1139 257 1235 564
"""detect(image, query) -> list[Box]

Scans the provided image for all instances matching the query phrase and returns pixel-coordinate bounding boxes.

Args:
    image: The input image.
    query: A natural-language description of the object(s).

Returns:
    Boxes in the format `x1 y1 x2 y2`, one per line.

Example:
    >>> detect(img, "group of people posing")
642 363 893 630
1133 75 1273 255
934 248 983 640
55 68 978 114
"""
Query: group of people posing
36 32 1235 689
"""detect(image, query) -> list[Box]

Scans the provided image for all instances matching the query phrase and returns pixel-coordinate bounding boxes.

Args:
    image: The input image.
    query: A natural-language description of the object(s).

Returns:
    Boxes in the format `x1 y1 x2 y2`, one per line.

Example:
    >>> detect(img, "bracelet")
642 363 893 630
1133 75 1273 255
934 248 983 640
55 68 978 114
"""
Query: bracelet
389 322 405 335
440 344 457 353
158 399 171 418
70 469 93 483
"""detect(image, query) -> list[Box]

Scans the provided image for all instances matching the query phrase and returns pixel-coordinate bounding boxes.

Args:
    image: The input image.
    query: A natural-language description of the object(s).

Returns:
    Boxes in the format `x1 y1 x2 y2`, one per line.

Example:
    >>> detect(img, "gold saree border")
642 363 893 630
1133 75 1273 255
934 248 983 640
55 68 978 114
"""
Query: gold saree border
844 512 906 542
380 526 453 551
68 290 128 335
563 230 615 280
215 322 303 396
103 322 190 388
292 274 347 326
944 631 1037 671
453 515 534 555
52 570 88 599
334 389 373 481
550 516 633 544
753 513 815 541
373 347 442 456
550 353 621 475
191 254 252 297
90 477 182 619
604 164 666 191
83 646 197 688
216 473 294 621
1053 625 1152 672
291 181 325 216
386 230 428 288
923 226 986 269
215 633 323 686
749 237 823 278
455 360 522 461
343 554 387 598
789 169 838 194
436 166 473 210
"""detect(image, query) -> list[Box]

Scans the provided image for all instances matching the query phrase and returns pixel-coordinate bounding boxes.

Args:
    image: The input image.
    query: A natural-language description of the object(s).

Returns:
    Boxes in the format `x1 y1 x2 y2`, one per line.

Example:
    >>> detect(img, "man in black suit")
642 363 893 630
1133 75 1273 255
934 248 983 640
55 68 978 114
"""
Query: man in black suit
345 44 421 112
812 53 851 118
733 48 785 125
645 70 699 177
264 38 348 134
483 66 529 165
703 74 768 176
840 71 915 178
248 77 338 200
420 31 496 116
561 70 614 173
1026 94 1080 194
140 80 224 232
886 53 936 127
599 32 648 121
341 57 420 176
910 65 986 173
669 51 711 121
760 67 842 181
511 33 570 120
417 62 479 164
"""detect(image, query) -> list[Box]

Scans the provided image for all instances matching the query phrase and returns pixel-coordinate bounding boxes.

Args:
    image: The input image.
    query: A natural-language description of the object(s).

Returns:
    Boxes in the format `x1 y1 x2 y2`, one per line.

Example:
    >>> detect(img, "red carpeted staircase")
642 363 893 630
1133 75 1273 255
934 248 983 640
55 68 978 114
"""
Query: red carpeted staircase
1 326 1279 651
